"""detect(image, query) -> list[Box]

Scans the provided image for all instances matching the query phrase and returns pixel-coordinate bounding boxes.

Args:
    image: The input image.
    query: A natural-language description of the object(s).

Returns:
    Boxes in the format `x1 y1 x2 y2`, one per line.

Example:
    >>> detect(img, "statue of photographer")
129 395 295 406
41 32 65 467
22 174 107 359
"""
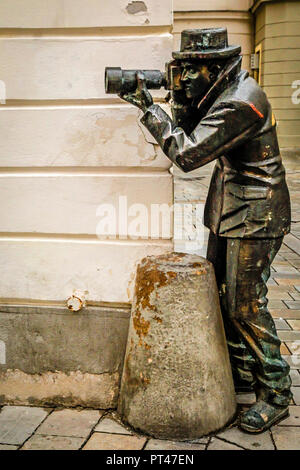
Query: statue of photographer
117 28 292 433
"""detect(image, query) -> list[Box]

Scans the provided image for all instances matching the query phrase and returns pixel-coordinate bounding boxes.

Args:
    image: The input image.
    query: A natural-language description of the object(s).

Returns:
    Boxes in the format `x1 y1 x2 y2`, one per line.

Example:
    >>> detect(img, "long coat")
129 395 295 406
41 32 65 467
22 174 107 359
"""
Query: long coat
141 58 291 239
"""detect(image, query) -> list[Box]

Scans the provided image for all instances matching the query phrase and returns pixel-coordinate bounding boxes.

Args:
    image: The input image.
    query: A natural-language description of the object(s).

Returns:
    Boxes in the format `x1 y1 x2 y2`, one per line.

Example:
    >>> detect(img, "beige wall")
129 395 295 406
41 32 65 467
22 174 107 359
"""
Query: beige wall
173 0 254 72
173 0 254 10
0 0 173 305
254 0 300 148
0 0 173 28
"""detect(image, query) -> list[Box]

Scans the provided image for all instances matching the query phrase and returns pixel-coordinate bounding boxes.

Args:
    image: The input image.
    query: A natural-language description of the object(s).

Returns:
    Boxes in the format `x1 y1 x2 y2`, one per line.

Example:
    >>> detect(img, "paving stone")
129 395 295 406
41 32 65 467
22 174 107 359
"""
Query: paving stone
269 300 288 309
184 436 209 445
283 254 300 260
275 319 291 330
271 309 300 320
277 406 300 426
272 272 300 279
280 343 291 355
21 434 85 450
282 355 300 369
287 320 300 330
284 300 300 309
278 247 294 254
272 260 292 266
289 291 300 300
94 418 132 435
0 406 49 445
145 439 205 450
272 426 300 450
278 330 300 341
291 261 300 269
272 266 299 275
275 279 300 286
291 387 300 405
82 433 147 450
268 290 294 301
207 437 243 450
216 427 275 450
285 342 300 354
0 444 18 450
290 369 300 386
36 409 102 438
283 234 300 257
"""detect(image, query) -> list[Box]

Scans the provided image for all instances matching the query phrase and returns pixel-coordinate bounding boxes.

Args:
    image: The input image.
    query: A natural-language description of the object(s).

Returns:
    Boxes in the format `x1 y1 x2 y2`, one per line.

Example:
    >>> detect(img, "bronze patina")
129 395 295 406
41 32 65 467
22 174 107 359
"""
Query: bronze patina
106 28 292 433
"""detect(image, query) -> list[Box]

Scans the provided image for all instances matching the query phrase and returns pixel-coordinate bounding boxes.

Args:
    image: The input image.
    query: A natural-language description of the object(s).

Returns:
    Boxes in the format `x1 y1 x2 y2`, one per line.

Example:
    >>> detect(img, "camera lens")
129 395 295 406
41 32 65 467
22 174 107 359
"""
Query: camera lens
105 67 166 94
105 67 123 94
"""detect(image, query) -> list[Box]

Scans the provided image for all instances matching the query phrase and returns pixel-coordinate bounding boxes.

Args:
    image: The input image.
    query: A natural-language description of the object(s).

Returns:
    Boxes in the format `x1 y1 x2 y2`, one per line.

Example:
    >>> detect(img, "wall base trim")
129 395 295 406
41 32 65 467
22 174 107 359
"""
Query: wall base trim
0 369 120 409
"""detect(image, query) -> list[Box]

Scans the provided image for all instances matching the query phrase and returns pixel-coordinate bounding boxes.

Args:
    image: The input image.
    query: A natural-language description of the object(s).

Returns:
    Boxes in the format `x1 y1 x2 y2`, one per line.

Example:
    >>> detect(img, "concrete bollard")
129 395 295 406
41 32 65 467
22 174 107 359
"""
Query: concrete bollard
118 252 236 440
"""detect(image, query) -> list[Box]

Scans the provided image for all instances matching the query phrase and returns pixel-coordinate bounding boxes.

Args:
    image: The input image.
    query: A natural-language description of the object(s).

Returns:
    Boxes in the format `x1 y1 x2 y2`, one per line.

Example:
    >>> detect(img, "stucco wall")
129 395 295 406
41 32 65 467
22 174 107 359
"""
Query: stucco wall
0 0 173 305
254 0 300 148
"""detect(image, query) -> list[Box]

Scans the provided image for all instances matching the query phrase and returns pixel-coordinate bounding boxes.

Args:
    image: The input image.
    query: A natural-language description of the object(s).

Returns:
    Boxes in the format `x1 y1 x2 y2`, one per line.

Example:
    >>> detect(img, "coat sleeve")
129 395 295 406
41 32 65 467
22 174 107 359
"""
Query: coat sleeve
140 100 265 172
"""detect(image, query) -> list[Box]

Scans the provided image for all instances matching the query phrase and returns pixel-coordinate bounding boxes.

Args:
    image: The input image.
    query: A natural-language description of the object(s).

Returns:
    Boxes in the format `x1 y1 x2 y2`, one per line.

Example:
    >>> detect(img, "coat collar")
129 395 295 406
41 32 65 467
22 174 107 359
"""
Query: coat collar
195 55 243 119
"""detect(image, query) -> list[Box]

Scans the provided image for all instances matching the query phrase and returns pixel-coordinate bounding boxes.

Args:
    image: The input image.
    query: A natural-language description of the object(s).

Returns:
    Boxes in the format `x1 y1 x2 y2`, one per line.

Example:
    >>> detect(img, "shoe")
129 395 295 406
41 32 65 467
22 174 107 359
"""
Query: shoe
240 400 289 433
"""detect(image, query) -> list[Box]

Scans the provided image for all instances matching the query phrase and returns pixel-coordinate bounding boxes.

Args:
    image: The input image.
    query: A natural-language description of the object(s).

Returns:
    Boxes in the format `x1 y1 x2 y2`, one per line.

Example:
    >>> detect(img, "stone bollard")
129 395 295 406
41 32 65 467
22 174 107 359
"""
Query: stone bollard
118 252 236 440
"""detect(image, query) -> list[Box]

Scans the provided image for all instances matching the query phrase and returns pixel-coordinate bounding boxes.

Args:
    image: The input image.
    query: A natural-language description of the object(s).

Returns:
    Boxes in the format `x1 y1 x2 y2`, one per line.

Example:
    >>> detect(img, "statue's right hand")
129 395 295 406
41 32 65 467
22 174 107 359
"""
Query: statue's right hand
118 72 153 113
118 92 135 106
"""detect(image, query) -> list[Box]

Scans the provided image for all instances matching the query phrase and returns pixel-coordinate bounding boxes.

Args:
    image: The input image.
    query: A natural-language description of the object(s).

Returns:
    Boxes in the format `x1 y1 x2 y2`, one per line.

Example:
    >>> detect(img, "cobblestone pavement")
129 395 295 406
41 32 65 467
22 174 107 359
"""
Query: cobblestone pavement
0 155 299 451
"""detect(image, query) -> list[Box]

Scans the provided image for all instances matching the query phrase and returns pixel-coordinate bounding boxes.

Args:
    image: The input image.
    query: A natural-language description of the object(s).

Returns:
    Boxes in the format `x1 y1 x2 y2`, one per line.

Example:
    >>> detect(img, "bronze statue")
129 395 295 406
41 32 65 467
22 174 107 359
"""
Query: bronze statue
106 28 292 433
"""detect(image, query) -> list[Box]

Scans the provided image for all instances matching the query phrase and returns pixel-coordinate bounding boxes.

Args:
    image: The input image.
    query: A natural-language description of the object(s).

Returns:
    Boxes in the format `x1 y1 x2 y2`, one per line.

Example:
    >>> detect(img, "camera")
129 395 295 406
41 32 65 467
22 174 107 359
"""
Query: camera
105 60 183 95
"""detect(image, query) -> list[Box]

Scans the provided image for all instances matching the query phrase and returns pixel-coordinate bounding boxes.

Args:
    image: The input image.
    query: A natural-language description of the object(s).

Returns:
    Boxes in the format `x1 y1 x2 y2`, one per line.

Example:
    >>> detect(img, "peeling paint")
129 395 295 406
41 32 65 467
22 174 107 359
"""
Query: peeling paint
124 1 150 26
126 1 147 15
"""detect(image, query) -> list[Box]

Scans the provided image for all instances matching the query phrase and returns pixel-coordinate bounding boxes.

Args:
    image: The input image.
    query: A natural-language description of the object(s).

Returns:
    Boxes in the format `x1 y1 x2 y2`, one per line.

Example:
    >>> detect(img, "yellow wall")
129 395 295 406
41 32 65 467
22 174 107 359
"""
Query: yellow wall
254 0 300 148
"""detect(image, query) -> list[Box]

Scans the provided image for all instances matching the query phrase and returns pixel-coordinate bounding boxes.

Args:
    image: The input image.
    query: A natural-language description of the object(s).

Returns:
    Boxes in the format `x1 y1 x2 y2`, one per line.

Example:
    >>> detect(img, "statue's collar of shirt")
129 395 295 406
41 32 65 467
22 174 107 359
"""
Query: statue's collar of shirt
195 55 243 119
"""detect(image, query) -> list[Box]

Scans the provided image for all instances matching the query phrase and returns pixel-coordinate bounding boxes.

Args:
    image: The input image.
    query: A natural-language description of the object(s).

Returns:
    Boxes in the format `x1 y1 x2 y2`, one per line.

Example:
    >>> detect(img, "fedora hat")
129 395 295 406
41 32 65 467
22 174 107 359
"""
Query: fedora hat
172 28 241 60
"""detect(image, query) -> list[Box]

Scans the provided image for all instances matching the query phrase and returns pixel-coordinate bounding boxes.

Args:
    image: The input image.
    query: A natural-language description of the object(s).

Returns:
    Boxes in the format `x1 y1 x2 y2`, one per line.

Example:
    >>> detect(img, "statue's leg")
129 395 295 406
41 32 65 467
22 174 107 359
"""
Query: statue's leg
224 237 292 432
225 237 292 406
207 231 255 392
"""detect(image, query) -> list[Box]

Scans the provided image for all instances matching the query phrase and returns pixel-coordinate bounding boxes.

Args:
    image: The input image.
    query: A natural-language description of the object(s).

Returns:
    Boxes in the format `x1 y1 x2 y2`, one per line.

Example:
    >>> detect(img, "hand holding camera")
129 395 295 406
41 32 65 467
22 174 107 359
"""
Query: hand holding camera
119 72 154 113
105 60 186 112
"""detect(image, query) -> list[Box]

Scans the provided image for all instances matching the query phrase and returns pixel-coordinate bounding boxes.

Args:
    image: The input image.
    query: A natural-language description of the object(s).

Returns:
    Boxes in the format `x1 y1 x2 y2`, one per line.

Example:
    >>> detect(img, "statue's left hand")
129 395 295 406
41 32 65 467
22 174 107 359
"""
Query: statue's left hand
119 71 153 112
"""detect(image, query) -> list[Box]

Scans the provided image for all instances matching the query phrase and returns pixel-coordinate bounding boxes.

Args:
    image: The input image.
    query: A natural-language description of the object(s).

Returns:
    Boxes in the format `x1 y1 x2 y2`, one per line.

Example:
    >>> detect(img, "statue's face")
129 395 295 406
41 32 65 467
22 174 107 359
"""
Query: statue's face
180 62 212 99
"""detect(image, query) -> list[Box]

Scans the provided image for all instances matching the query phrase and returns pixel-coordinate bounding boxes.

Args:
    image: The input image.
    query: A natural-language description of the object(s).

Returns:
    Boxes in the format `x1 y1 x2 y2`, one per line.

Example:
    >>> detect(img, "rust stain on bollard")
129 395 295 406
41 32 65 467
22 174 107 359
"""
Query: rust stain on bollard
133 260 179 341
153 315 162 324
132 310 150 339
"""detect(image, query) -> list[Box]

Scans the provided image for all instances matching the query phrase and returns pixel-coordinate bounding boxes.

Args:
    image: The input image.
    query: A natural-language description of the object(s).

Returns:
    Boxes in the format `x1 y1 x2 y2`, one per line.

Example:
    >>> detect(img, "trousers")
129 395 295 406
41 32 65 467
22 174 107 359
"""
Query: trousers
207 231 292 407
